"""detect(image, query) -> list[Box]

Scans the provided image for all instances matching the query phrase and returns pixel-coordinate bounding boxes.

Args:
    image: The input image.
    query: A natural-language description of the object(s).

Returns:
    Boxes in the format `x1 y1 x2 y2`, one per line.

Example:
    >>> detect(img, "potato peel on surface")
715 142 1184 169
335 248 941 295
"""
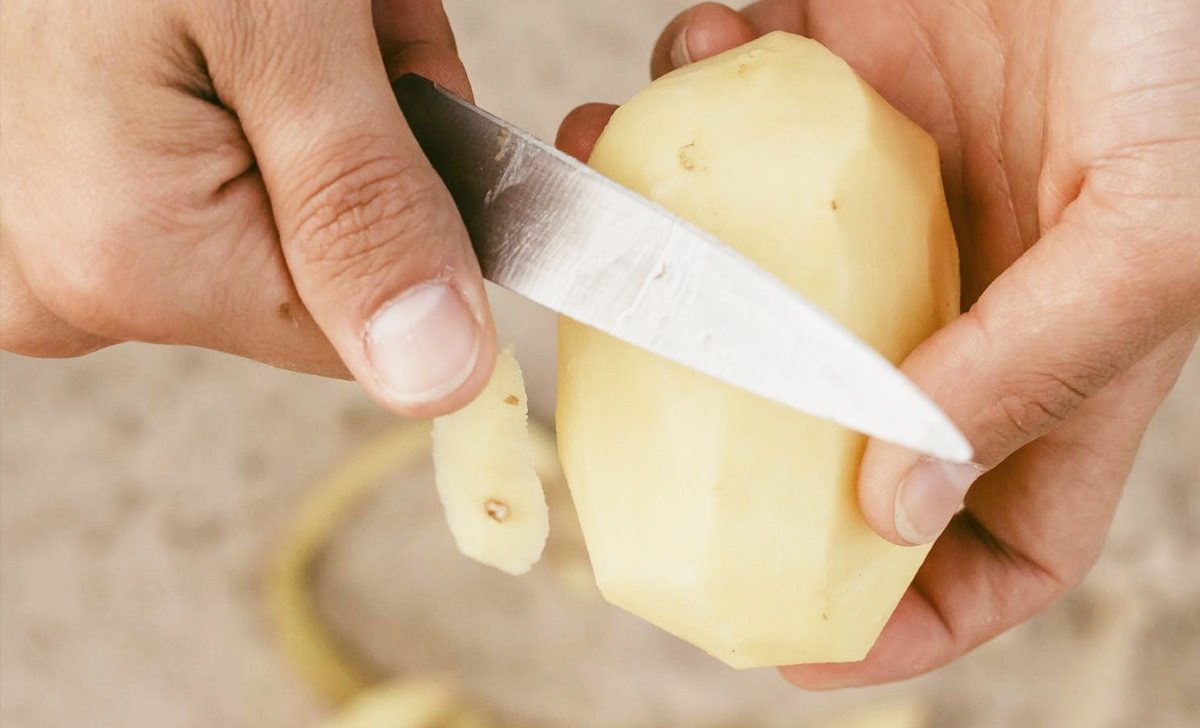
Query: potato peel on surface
266 422 434 705
265 364 564 723
319 680 481 728
817 701 927 728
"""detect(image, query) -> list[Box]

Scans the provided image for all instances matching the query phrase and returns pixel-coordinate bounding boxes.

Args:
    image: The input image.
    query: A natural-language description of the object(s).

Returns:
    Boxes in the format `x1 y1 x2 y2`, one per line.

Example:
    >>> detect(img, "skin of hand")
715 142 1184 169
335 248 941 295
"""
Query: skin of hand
0 0 497 418
557 0 1200 688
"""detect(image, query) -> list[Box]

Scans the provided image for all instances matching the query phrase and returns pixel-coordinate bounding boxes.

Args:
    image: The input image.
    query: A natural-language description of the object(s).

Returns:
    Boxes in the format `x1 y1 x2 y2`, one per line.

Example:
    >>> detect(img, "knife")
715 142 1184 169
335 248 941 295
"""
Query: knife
392 74 972 463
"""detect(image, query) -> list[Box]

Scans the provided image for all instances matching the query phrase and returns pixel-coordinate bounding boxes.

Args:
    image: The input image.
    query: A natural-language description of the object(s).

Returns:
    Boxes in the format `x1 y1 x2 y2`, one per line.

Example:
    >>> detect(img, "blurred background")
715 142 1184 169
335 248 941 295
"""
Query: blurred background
2 1 1198 727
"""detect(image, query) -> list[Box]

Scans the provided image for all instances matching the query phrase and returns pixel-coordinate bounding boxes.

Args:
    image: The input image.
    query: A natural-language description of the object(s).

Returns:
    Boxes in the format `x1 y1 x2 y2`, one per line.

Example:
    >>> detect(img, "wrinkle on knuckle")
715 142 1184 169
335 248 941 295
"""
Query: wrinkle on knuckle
991 365 1098 447
967 302 1124 455
199 0 293 104
288 151 450 283
201 0 356 112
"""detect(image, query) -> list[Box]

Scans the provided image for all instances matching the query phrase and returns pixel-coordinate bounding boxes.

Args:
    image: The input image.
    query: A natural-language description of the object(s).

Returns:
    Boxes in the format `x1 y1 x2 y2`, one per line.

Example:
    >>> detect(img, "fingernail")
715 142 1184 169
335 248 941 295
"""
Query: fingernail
365 282 481 405
894 459 984 545
670 26 693 68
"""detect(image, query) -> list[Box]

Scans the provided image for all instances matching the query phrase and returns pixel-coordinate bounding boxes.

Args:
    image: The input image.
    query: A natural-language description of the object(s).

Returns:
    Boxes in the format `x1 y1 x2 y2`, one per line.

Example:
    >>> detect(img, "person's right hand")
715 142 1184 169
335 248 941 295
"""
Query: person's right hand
0 0 496 417
558 0 1200 690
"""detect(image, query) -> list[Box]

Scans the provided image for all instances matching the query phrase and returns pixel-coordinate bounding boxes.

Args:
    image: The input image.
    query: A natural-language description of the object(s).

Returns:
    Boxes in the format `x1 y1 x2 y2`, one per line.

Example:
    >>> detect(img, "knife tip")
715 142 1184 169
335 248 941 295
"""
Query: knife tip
924 422 974 464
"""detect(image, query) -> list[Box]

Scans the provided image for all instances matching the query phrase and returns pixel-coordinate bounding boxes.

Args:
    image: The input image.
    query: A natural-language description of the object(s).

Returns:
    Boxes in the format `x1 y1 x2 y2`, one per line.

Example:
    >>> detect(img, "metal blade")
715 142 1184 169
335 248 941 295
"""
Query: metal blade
393 74 972 463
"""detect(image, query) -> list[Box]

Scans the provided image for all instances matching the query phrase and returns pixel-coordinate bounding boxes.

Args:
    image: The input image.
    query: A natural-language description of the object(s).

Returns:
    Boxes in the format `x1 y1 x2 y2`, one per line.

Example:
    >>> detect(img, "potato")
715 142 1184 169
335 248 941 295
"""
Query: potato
556 32 960 667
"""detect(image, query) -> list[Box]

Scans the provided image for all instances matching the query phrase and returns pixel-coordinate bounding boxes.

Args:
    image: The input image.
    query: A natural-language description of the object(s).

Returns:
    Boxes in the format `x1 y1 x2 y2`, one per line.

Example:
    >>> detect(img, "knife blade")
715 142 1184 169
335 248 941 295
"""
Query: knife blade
392 74 972 463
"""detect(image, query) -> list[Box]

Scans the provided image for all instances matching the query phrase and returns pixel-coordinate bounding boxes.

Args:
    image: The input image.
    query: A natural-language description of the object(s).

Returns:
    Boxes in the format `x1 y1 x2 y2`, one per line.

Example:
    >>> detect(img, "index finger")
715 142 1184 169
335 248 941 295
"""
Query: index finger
373 0 473 100
555 103 617 162
650 3 756 79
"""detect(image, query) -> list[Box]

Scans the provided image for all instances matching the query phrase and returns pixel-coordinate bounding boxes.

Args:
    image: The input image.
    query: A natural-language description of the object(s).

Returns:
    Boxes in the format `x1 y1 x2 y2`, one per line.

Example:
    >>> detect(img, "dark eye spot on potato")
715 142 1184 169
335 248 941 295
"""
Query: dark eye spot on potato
736 49 763 74
485 499 510 522
678 142 699 171
503 394 520 406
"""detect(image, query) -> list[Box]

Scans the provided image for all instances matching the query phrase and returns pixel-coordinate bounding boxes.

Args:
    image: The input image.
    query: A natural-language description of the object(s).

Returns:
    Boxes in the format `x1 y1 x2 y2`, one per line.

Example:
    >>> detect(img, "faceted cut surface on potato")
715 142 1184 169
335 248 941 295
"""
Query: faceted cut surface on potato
557 32 960 668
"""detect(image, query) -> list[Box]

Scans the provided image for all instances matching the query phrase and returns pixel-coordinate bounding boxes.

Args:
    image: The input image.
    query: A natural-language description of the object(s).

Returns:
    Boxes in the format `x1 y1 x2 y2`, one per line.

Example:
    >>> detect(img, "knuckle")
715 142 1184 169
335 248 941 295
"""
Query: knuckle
288 148 453 282
204 0 285 81
992 363 1110 445
38 253 133 339
993 383 1077 443
28 232 169 343
965 306 1123 455
0 276 114 358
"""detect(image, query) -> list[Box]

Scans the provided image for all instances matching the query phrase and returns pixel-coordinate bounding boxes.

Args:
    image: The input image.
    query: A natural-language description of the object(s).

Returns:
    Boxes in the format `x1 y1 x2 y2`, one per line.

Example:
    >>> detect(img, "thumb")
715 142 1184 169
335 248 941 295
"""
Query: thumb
858 198 1199 545
200 3 494 417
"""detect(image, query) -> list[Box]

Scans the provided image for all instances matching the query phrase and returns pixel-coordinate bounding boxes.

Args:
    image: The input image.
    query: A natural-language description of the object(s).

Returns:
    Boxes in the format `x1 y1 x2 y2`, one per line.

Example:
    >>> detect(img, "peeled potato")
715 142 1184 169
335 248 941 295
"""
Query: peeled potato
433 346 549 575
557 32 960 667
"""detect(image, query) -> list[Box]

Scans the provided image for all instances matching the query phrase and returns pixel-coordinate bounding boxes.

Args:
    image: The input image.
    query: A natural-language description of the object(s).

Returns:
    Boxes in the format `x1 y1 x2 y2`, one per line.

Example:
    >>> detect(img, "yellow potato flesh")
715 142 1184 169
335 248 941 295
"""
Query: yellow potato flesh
433 346 548 576
556 32 960 667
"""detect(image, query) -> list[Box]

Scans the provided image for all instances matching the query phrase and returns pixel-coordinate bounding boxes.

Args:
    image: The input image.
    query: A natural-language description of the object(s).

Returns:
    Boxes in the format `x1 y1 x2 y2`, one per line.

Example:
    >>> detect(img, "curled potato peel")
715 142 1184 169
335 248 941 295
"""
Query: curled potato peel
265 412 561 724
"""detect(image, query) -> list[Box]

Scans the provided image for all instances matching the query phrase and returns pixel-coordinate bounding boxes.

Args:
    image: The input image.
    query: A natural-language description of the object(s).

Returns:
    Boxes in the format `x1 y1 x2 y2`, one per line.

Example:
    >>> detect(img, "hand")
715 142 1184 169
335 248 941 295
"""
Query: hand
0 0 496 417
557 0 1200 687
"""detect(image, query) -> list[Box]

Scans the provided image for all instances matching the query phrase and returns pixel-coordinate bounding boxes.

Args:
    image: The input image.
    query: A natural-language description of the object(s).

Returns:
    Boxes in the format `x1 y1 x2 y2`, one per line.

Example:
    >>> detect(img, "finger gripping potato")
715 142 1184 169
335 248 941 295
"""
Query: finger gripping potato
556 32 960 668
